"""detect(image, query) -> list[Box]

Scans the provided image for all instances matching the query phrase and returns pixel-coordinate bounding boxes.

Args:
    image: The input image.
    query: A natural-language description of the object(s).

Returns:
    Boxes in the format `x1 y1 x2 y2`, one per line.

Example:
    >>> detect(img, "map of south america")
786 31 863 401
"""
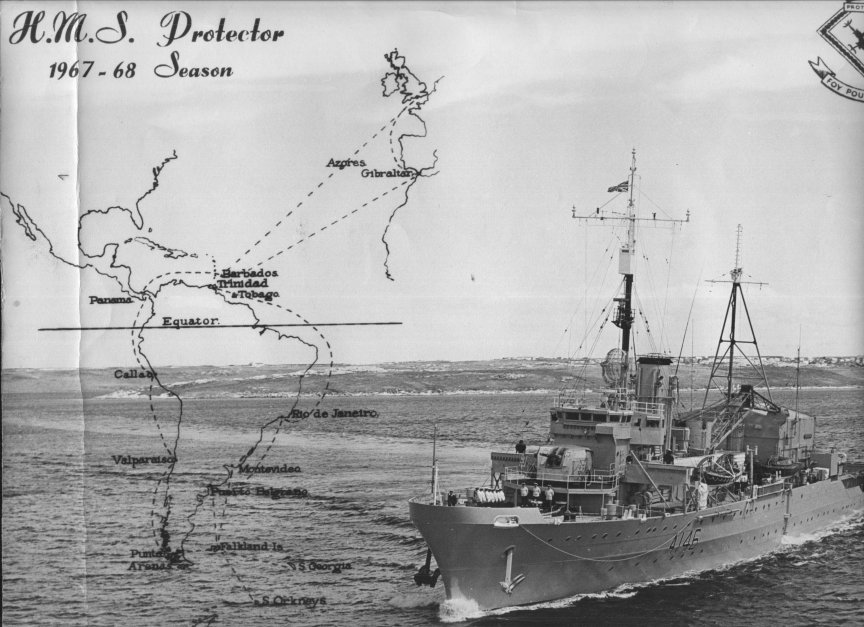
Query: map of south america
1 49 440 604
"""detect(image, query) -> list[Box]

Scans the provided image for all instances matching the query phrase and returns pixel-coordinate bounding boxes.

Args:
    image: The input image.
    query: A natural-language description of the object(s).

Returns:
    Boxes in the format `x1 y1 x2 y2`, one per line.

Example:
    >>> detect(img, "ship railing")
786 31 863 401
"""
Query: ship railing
555 392 664 418
607 504 655 520
556 388 627 407
629 401 665 418
502 467 620 491
754 480 788 498
561 503 659 521
410 493 451 506
420 489 498 507
555 392 586 407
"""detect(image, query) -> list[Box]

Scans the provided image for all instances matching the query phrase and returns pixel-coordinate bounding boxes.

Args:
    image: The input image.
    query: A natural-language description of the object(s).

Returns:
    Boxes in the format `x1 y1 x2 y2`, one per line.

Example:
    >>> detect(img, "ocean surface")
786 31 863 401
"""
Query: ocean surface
2 375 863 626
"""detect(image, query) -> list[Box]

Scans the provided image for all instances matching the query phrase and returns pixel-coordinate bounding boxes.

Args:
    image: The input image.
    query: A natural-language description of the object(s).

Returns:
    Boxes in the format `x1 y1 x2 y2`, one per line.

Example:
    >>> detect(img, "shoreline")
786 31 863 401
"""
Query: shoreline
85 384 864 400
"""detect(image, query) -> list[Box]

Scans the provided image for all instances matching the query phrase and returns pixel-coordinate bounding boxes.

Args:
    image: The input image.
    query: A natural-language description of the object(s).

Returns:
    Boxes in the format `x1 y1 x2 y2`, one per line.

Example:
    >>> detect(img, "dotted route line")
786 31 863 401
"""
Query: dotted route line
149 477 164 545
388 118 403 168
205 492 257 604
130 268 335 600
131 262 218 461
253 179 412 268
233 106 409 265
130 268 225 550
207 296 334 604
228 561 257 603
210 492 226 544
131 289 179 459
237 298 333 466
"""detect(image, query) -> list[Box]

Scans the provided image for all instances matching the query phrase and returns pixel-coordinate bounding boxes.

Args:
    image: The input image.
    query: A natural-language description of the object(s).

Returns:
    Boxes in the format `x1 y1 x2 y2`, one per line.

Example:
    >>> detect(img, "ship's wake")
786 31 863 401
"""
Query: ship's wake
781 510 864 546
438 586 641 623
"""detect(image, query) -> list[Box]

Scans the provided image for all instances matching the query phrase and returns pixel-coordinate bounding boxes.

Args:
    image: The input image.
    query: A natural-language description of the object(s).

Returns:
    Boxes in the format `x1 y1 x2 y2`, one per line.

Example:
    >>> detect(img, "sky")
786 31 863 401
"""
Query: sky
1 1 863 368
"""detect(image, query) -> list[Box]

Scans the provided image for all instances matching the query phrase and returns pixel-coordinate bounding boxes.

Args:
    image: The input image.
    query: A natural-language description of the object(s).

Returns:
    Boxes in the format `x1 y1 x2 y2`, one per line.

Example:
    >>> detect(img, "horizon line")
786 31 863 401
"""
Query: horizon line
2 354 862 372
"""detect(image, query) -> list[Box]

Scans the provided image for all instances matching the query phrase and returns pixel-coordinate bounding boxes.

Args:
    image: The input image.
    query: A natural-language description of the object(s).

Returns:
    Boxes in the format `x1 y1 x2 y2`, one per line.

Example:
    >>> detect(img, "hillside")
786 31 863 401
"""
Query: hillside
2 359 861 399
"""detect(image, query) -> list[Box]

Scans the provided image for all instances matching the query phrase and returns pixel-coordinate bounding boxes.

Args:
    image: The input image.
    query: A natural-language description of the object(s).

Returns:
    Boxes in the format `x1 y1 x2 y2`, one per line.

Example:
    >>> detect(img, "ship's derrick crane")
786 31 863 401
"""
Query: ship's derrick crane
682 384 779 453
702 225 772 405
680 225 782 454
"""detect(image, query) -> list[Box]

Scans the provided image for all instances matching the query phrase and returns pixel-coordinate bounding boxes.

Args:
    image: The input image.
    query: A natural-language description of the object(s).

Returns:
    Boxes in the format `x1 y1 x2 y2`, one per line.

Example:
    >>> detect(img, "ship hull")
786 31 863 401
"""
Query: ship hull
410 474 864 611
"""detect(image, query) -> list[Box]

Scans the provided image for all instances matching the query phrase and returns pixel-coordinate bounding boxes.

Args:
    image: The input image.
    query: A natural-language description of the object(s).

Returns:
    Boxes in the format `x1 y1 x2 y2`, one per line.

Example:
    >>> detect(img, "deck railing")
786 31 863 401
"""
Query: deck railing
502 466 620 491
630 401 665 418
555 391 665 418
755 480 788 498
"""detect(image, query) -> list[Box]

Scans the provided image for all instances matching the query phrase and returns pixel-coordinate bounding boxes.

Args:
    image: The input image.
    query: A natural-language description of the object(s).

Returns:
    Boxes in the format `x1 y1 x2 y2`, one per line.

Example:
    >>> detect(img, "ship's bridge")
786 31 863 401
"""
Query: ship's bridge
554 389 665 421
552 388 669 450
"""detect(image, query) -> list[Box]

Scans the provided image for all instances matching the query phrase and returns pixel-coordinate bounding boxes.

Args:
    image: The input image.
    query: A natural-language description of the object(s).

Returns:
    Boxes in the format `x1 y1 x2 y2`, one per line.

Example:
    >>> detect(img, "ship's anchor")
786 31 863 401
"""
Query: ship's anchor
413 549 441 587
499 545 525 594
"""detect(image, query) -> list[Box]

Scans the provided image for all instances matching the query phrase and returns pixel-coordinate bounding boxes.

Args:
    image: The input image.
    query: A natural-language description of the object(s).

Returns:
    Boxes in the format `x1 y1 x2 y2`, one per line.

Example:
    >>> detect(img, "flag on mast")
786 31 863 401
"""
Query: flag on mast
607 181 629 193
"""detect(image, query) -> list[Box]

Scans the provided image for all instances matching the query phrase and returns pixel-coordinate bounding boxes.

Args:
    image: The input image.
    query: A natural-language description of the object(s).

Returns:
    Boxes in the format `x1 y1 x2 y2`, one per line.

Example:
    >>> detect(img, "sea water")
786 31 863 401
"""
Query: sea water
2 375 862 626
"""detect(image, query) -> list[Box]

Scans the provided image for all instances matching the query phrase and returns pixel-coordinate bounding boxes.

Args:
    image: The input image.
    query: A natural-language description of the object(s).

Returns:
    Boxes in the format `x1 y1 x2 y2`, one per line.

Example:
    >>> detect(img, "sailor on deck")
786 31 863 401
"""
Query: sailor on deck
515 439 527 454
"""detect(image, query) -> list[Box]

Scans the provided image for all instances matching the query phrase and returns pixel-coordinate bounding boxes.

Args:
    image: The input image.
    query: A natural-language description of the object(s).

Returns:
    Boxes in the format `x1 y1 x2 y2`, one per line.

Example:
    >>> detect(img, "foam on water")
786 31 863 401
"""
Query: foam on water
438 597 483 622
781 510 864 546
438 584 646 622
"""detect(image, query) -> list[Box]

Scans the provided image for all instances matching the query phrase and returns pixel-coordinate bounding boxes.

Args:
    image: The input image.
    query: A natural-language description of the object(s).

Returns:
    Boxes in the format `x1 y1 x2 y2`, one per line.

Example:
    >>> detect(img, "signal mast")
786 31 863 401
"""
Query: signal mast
572 149 689 387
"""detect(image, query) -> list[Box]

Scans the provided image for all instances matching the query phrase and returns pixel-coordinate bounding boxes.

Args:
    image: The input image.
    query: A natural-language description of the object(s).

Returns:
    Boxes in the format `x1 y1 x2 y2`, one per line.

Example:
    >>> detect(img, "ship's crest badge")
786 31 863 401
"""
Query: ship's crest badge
810 2 864 102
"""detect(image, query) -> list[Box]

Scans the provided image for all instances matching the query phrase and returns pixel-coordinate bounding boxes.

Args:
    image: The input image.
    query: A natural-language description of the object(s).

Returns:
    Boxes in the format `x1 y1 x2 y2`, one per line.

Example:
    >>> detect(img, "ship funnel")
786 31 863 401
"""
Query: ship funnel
635 355 673 403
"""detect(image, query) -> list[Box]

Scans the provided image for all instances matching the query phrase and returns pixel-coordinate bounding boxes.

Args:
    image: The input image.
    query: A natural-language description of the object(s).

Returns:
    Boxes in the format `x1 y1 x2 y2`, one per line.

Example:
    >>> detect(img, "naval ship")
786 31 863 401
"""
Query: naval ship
408 151 864 611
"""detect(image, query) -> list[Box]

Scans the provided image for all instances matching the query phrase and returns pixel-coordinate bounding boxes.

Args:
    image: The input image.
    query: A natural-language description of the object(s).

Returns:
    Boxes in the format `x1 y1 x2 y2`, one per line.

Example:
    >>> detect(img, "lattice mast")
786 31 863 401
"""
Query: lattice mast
703 225 773 405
